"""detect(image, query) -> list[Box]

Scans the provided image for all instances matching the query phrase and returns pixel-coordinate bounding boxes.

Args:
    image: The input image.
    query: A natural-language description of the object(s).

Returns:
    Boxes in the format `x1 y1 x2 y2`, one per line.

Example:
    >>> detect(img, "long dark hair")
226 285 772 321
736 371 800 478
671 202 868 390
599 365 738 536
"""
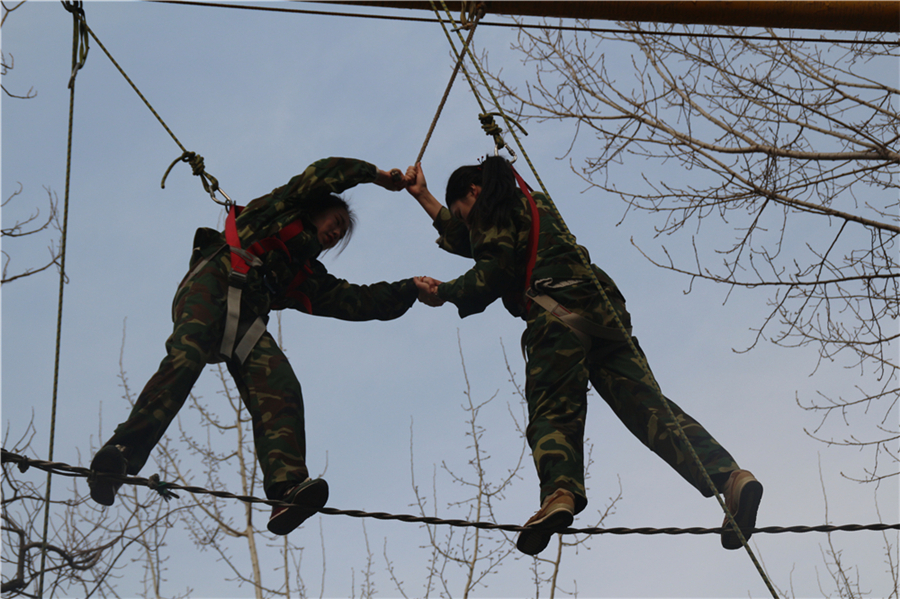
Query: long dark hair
444 156 517 230
304 192 356 253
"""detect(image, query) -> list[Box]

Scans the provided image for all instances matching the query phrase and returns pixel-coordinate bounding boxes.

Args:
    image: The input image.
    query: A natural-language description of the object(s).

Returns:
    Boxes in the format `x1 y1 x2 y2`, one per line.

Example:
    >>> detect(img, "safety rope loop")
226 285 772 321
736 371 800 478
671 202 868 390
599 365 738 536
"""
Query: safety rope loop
161 151 232 207
61 1 89 89
479 112 527 162
454 1 485 32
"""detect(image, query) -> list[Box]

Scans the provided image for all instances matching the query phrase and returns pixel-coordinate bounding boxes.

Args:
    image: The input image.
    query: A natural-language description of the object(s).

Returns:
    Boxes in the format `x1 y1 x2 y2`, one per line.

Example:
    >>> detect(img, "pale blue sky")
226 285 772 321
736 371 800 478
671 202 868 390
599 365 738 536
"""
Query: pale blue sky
3 2 896 597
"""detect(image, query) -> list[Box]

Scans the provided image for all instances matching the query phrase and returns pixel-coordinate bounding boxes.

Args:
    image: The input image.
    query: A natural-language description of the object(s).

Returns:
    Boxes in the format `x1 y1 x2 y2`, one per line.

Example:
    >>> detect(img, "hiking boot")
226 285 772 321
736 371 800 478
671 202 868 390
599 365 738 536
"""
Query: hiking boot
516 488 575 556
267 478 329 535
721 469 763 549
88 444 128 506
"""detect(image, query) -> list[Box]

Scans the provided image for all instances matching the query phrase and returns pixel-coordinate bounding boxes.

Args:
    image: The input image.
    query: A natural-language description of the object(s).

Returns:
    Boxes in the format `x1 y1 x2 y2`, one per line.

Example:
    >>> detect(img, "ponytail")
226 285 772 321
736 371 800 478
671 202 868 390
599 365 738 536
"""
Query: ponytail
444 156 517 229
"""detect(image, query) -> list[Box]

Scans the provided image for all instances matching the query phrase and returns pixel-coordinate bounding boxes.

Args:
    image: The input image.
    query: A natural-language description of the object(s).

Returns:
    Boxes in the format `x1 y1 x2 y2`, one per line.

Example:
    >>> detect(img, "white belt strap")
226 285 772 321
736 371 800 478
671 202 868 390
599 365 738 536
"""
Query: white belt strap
525 283 632 354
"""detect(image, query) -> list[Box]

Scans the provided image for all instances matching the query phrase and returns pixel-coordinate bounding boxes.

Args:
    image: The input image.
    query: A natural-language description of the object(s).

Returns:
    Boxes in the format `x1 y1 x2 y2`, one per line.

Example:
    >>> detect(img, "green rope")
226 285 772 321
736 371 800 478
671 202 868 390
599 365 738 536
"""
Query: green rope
80 19 228 205
39 4 86 596
433 4 778 596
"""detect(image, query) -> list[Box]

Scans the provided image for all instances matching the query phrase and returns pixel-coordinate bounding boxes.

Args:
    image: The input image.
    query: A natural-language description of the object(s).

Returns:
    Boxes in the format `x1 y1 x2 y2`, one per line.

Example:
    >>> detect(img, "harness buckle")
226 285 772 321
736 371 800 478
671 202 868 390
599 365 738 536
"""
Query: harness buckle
228 269 248 288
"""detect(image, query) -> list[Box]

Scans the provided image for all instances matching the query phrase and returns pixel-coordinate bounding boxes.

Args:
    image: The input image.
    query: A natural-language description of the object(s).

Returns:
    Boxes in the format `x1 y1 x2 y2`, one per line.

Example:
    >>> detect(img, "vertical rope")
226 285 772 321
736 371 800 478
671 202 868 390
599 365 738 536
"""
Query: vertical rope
432 4 777 596
39 3 85 596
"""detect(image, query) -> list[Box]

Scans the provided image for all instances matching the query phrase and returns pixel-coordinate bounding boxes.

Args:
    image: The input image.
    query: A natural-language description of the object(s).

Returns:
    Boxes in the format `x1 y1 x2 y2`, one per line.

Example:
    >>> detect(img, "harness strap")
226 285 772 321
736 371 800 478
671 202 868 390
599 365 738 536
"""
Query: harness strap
511 166 540 307
219 204 312 363
525 286 632 352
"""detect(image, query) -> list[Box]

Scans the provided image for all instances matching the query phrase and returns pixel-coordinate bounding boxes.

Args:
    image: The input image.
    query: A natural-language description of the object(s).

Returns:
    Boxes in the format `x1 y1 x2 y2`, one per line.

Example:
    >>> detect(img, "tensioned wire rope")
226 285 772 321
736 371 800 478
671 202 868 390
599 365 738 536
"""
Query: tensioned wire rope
23 2 896 591
6 449 899 538
426 1 779 595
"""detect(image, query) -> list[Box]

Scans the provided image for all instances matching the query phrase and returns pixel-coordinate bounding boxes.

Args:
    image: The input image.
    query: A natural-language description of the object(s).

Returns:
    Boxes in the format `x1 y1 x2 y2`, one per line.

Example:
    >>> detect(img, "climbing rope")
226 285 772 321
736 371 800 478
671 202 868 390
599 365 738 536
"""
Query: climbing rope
415 2 484 164
5 450 898 538
72 6 230 205
430 3 779 595
39 5 86 597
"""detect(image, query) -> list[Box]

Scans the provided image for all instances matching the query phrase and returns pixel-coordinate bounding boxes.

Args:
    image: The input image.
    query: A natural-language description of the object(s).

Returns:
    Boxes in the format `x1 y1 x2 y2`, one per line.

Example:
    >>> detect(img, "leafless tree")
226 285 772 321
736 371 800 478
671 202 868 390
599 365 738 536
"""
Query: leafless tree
2 0 61 287
390 337 622 598
2 1 35 100
1 416 188 598
2 184 62 285
483 23 898 481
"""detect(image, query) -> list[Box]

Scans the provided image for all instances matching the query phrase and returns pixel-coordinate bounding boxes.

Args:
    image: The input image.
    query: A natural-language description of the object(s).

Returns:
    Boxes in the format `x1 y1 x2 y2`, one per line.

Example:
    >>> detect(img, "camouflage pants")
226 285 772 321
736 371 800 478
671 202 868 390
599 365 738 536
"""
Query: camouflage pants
523 287 738 514
103 248 309 499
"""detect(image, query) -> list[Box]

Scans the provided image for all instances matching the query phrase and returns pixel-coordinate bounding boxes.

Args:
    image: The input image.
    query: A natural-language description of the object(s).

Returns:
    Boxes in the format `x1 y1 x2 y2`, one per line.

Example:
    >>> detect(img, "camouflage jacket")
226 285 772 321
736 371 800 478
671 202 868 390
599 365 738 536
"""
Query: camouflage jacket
192 157 417 321
433 189 628 328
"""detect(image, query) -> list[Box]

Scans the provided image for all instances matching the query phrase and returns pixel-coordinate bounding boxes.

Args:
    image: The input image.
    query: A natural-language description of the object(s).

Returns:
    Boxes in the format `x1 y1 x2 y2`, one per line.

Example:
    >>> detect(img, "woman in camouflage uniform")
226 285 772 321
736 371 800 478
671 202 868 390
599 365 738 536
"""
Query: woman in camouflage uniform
90 157 425 536
406 156 763 556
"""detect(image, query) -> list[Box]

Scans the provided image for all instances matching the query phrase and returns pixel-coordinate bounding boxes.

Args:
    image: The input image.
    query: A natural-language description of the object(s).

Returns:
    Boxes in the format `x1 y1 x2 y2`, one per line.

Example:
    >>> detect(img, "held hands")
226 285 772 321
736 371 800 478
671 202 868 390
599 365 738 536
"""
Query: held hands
414 276 445 307
376 168 414 192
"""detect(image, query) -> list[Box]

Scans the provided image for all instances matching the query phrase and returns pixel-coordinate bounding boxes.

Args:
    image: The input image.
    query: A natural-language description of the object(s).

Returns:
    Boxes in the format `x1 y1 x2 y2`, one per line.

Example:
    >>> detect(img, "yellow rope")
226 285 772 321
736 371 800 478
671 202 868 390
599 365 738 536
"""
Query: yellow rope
415 4 484 164
80 19 229 205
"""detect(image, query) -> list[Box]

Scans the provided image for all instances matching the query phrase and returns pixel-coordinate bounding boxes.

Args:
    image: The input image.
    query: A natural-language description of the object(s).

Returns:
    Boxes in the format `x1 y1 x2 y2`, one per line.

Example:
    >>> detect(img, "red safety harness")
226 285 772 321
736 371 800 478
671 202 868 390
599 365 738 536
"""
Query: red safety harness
220 204 314 363
512 167 632 352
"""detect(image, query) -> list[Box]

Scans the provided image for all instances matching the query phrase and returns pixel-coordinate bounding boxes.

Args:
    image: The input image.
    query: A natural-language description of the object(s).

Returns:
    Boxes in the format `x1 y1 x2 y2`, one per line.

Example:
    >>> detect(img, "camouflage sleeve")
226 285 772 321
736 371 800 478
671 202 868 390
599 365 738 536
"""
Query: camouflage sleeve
277 157 378 202
432 206 473 258
436 219 521 318
295 261 418 321
236 158 378 243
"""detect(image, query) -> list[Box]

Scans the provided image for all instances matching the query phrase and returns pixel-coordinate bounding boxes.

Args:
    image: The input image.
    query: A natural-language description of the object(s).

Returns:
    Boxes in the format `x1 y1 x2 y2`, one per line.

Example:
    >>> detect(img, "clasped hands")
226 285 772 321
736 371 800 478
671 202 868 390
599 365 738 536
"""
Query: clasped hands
413 276 444 307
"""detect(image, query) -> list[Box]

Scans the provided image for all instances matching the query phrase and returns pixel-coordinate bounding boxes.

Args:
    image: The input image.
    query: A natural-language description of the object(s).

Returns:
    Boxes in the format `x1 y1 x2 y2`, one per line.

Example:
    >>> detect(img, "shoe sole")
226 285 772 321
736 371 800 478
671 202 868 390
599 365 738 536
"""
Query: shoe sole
516 508 574 556
267 479 329 535
89 448 127 506
721 480 763 549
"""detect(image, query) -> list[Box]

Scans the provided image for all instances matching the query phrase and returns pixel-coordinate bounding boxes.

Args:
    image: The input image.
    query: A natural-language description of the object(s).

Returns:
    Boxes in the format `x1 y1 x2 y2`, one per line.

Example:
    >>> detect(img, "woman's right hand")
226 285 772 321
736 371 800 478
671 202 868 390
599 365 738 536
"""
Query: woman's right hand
405 163 443 220
405 163 428 200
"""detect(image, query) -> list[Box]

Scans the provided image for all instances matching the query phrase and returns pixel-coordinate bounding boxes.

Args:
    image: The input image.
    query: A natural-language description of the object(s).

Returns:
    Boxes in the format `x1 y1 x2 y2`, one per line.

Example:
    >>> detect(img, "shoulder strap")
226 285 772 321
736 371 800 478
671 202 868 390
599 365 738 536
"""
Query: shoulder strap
512 166 540 307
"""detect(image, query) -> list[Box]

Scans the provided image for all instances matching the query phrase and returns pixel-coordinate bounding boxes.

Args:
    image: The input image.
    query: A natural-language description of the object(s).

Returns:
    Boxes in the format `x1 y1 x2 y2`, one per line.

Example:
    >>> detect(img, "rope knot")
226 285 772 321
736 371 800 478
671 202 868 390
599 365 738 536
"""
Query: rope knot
148 473 179 502
185 151 205 177
478 113 505 150
161 151 231 206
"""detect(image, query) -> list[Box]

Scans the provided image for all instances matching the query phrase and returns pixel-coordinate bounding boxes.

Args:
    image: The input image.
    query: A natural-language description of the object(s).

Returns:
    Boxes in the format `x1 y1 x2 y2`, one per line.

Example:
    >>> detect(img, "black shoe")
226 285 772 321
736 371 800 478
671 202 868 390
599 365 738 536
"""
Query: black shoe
88 445 128 506
721 469 763 549
267 478 329 535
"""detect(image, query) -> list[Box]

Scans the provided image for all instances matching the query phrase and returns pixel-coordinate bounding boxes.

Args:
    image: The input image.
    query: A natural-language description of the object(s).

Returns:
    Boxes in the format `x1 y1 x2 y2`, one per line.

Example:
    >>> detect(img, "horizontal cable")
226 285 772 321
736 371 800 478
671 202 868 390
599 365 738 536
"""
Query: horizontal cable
4 449 898 537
